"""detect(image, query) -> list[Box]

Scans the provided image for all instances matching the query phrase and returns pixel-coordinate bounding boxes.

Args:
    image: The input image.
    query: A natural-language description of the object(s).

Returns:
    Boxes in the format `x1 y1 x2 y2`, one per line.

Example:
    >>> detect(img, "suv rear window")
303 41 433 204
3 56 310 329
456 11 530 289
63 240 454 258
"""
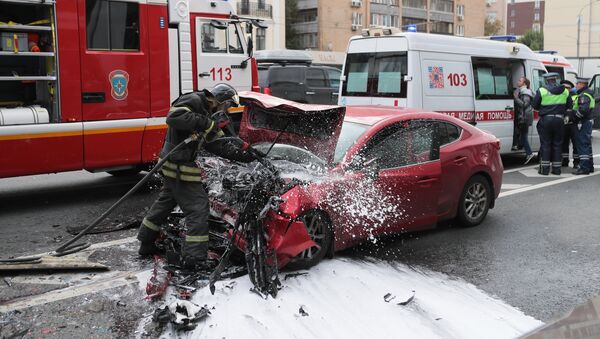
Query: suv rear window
269 67 304 84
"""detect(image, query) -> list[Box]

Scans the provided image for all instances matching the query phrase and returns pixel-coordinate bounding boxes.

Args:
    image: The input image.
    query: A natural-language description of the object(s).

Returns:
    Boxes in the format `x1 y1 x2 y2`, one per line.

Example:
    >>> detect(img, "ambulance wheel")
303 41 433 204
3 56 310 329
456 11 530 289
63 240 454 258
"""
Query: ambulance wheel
457 175 491 227
285 210 332 270
107 168 142 177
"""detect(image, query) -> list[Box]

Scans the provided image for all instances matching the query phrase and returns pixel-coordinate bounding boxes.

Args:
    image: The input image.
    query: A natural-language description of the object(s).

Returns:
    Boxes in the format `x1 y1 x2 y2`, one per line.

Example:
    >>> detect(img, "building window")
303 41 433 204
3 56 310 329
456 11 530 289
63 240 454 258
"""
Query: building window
431 21 453 34
510 21 515 28
430 0 454 13
457 4 465 16
301 33 317 49
370 14 399 27
511 9 515 17
487 12 497 20
352 12 363 26
534 12 540 21
86 0 140 51
456 25 464 36
402 0 426 9
372 0 399 5
402 17 426 31
256 27 266 50
532 23 540 32
534 0 540 9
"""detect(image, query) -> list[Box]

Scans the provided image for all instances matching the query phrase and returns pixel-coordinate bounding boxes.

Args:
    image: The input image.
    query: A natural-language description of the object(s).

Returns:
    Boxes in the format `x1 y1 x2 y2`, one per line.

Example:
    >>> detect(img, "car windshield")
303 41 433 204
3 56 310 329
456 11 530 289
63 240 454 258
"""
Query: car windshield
333 121 370 163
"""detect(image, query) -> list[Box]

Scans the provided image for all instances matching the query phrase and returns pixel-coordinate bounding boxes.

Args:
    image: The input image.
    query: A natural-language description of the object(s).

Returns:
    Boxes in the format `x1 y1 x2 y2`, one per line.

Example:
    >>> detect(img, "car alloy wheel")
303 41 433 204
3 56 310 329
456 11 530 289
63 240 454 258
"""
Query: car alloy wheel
457 175 491 227
285 210 332 270
464 182 488 222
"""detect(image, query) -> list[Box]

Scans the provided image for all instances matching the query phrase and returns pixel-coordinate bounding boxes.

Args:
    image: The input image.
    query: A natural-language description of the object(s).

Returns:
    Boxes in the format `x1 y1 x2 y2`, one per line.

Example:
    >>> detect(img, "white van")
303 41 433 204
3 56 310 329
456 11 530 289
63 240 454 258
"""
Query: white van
338 31 549 154
535 51 577 82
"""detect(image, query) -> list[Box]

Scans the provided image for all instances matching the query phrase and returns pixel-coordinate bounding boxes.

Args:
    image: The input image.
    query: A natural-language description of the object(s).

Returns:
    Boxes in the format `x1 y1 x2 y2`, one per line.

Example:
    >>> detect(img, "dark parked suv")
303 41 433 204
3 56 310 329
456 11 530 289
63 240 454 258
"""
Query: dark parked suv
258 64 342 105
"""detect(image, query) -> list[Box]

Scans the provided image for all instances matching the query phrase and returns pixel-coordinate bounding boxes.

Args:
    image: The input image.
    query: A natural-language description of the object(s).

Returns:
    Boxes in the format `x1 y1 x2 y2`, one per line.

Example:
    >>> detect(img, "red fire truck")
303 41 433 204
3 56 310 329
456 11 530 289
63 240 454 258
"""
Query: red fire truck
0 0 262 178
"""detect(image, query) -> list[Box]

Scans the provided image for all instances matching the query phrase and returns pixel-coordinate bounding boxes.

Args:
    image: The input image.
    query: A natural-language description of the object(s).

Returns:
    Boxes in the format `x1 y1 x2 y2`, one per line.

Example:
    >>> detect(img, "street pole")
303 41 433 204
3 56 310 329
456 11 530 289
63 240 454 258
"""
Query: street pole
588 0 593 56
577 14 581 59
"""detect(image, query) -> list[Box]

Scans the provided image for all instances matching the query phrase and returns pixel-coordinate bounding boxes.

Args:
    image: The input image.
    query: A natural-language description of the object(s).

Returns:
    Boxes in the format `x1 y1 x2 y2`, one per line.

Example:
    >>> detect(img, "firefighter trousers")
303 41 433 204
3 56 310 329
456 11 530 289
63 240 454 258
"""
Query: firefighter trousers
138 176 210 260
537 115 564 174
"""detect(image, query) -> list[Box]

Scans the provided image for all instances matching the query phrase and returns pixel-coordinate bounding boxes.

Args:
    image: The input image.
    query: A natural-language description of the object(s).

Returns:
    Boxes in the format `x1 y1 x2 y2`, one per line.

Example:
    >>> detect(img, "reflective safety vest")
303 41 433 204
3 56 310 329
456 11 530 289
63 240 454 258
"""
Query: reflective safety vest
160 160 203 182
573 91 596 110
539 87 570 106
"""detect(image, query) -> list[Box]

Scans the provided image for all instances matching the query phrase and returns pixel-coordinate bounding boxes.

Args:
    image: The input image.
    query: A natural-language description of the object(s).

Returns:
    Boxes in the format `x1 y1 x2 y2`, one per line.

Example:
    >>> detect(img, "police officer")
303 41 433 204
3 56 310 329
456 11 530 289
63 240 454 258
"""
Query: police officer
532 73 573 175
572 77 595 175
137 84 258 269
560 80 579 168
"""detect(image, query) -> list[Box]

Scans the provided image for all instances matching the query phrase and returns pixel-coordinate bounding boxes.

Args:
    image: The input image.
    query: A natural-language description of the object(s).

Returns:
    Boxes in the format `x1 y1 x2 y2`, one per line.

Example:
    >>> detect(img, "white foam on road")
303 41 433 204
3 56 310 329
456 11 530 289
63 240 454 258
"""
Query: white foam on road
158 258 542 339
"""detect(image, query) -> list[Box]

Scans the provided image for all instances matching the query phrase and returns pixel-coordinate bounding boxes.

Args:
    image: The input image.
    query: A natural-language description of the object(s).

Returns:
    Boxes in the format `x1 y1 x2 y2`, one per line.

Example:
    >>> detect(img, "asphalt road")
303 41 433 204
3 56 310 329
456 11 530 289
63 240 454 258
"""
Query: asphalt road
1 132 599 337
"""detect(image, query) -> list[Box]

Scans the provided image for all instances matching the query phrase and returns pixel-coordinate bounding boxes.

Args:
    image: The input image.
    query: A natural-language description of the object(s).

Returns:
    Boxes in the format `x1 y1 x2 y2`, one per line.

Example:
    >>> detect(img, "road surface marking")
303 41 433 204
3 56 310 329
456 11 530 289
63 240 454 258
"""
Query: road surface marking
498 170 600 198
500 184 532 190
0 270 150 313
503 165 538 174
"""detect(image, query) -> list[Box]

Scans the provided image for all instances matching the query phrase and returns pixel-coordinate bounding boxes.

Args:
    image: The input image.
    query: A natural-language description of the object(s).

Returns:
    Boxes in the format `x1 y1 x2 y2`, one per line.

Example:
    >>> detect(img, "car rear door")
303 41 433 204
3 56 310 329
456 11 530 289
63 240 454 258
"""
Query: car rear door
305 68 331 104
359 119 441 234
436 121 468 217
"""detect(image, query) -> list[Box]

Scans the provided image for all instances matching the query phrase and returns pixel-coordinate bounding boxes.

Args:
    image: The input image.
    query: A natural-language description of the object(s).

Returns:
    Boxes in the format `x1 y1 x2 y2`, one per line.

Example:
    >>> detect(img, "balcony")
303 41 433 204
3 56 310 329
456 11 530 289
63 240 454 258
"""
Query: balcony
402 7 427 19
237 1 273 18
292 21 318 34
297 0 318 10
371 2 399 15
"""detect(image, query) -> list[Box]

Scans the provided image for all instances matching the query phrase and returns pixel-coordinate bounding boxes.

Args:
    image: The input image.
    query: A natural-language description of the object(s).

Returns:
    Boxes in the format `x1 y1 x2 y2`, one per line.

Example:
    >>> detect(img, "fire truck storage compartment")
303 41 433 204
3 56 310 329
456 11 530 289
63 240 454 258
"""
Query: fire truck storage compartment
0 0 58 123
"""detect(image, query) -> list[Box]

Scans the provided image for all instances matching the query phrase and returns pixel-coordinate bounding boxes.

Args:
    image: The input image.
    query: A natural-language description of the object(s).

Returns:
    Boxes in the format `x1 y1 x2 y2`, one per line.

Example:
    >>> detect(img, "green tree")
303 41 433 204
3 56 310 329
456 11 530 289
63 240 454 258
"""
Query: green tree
484 18 503 36
285 0 302 49
518 29 544 51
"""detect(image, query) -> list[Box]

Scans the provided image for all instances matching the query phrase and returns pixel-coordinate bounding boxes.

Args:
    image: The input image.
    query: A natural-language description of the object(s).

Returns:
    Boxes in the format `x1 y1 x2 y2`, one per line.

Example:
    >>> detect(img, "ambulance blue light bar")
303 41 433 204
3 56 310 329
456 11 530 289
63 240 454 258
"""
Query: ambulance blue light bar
489 35 517 42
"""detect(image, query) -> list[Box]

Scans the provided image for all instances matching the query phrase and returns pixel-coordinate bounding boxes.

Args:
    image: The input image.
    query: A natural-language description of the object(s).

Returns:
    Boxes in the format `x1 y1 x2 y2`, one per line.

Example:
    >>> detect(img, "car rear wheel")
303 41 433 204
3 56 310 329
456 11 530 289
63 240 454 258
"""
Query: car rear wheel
457 175 491 227
285 210 332 270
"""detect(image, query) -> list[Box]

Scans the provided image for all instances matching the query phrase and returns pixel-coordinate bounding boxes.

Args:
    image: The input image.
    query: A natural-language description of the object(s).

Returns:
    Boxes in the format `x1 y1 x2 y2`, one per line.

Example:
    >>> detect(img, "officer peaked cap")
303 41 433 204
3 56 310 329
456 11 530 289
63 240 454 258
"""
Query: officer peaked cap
542 72 560 79
575 77 590 84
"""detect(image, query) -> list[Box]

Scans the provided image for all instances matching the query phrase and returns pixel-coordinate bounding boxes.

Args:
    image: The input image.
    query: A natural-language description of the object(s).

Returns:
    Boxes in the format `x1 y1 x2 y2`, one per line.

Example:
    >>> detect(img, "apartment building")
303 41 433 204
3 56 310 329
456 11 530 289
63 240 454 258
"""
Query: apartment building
294 0 485 51
455 0 486 37
485 0 507 35
506 0 544 35
544 0 600 57
233 0 286 50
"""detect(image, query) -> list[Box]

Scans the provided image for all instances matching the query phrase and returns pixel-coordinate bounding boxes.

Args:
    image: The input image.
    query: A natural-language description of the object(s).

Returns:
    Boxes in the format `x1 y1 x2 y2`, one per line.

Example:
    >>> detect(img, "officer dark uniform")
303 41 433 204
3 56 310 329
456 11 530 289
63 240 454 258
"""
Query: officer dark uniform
137 84 256 269
532 73 573 175
572 77 596 175
560 80 579 168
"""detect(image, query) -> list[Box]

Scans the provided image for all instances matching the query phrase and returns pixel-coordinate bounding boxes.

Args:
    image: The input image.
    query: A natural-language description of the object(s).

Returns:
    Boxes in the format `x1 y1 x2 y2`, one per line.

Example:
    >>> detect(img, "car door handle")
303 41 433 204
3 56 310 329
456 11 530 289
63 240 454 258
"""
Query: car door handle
306 91 315 95
453 156 468 165
199 72 211 78
82 92 105 103
417 177 439 185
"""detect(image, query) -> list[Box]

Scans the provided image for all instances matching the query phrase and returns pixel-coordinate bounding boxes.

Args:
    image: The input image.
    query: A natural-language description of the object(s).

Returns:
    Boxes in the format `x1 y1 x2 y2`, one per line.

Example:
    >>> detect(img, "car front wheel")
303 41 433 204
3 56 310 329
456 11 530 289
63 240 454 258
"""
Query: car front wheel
457 175 491 227
285 210 332 270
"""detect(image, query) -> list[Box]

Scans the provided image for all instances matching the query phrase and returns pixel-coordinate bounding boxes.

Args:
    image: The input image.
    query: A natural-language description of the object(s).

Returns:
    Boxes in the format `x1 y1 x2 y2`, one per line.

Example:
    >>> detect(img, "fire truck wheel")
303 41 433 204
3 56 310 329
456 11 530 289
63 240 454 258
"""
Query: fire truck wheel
106 168 142 177
456 175 491 227
285 210 332 271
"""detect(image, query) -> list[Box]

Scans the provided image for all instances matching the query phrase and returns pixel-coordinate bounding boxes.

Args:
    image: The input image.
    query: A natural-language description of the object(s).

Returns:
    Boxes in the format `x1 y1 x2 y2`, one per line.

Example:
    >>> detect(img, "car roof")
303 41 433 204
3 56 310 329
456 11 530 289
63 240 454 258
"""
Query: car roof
344 105 450 125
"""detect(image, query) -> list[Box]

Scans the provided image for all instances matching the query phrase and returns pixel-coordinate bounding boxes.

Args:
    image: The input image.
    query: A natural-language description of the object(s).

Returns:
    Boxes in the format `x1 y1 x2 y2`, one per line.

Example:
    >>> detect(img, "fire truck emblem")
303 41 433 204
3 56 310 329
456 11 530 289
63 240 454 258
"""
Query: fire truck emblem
428 66 444 89
109 70 129 101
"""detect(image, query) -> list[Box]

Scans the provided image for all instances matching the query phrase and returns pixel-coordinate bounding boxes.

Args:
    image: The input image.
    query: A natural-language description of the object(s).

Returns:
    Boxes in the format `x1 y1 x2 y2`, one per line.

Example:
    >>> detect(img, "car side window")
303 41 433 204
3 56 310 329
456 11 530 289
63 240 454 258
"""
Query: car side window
362 120 438 170
306 69 327 87
327 68 342 90
436 121 462 146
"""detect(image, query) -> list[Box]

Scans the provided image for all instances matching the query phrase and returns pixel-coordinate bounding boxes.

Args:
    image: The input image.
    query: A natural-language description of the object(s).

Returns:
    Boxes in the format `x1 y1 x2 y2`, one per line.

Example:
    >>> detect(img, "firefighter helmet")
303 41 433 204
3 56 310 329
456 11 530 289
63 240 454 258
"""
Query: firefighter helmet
210 83 239 106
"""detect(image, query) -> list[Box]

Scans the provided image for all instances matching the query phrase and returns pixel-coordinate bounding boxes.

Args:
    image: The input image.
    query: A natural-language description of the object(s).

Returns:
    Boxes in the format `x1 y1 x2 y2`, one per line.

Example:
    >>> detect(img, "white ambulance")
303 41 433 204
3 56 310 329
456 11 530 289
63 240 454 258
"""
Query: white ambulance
535 51 577 82
338 30 549 154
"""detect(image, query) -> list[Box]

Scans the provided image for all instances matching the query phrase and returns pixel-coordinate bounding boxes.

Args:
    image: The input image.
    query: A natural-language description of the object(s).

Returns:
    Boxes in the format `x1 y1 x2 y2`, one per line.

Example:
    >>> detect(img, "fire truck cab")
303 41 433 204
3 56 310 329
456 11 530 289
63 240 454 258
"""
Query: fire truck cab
0 0 261 179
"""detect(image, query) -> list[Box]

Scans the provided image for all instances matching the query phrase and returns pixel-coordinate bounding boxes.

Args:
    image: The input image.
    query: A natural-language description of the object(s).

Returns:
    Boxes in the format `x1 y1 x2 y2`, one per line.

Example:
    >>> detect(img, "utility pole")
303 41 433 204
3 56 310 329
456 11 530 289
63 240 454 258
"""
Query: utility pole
588 0 593 56
577 14 581 59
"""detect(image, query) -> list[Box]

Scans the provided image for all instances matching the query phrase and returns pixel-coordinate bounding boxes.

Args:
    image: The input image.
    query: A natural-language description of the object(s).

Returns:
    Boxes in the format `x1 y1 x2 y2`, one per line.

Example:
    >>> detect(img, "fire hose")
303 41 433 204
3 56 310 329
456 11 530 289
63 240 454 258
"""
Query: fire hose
0 133 201 264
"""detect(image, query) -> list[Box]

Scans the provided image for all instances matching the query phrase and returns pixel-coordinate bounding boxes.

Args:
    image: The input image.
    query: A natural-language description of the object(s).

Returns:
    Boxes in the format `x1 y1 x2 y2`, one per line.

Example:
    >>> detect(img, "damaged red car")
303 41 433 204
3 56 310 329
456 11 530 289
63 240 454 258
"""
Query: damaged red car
202 92 503 273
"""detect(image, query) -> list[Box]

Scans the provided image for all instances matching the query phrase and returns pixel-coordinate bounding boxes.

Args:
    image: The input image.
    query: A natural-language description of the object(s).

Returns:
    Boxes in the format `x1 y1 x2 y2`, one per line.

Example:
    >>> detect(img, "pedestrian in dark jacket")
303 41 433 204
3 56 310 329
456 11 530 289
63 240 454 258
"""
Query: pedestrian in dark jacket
513 76 534 164
138 84 257 270
532 73 573 175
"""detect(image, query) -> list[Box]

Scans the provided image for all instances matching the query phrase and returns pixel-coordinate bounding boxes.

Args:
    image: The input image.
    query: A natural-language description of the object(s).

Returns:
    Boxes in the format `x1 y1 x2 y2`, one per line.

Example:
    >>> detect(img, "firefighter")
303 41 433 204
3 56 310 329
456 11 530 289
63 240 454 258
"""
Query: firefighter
560 80 579 168
572 77 596 175
137 84 258 270
532 73 573 175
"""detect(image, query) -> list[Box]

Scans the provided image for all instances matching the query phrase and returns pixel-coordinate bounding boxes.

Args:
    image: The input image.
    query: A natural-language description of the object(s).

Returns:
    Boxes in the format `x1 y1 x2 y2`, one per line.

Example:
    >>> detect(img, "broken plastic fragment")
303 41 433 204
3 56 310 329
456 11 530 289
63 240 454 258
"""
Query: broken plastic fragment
383 293 396 303
299 305 309 317
397 291 415 306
